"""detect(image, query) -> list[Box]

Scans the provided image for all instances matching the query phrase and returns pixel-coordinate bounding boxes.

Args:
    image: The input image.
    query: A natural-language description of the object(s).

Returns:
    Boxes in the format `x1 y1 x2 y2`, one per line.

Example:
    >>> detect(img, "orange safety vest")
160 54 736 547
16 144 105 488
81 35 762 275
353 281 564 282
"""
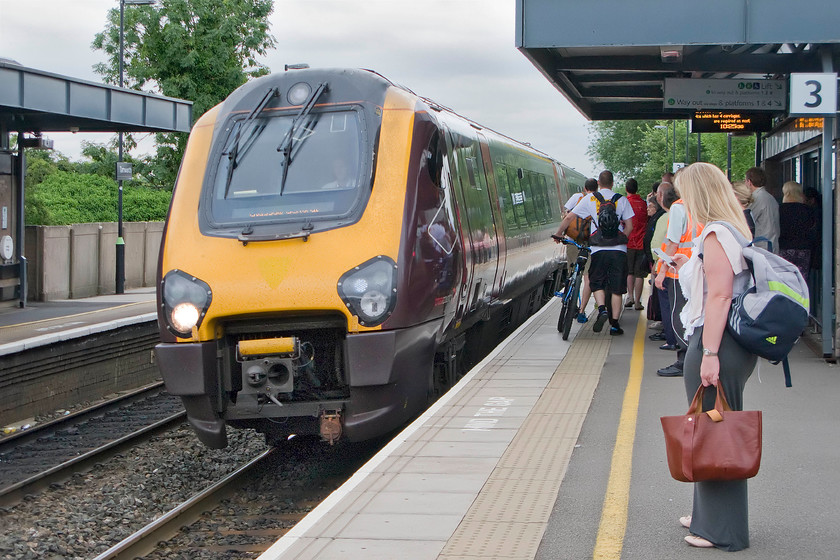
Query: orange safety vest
657 200 703 279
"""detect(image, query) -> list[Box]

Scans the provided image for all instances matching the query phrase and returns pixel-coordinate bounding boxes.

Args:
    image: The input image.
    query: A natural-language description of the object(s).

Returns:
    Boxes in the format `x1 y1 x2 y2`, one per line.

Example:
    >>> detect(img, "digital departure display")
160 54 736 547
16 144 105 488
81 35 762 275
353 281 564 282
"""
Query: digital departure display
794 117 824 130
691 112 773 133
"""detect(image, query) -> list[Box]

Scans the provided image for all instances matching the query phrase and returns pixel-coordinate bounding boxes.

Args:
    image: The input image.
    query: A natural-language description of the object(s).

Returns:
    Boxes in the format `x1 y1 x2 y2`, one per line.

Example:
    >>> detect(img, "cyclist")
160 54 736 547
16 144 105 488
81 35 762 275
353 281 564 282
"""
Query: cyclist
554 170 635 335
562 178 598 322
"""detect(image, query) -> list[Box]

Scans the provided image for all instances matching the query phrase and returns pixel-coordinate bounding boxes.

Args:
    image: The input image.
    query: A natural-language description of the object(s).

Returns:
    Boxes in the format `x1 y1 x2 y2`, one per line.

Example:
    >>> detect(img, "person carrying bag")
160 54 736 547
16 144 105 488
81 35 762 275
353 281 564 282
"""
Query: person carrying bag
660 163 759 552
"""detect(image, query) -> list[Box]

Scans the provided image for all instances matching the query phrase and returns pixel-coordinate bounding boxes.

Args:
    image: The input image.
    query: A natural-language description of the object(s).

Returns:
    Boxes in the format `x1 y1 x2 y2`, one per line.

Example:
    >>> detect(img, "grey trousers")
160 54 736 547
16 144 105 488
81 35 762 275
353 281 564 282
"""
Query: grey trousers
683 326 758 551
665 276 687 367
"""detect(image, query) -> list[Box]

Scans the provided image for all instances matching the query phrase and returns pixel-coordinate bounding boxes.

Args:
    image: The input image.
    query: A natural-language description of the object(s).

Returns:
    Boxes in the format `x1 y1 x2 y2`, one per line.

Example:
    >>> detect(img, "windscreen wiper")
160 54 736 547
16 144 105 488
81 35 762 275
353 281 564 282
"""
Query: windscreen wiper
277 82 329 195
222 87 278 197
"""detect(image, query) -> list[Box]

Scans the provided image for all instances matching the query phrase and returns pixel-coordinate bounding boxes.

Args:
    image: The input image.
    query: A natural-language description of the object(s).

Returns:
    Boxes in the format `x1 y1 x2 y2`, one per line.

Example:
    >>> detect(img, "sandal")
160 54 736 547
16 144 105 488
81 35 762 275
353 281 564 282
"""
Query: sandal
685 535 714 548
679 515 691 528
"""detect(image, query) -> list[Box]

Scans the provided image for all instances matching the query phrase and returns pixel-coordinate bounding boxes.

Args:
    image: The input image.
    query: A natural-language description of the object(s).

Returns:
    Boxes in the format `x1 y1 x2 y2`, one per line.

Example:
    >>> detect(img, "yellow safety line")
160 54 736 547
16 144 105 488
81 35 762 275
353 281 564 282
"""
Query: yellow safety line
592 307 647 559
0 302 150 330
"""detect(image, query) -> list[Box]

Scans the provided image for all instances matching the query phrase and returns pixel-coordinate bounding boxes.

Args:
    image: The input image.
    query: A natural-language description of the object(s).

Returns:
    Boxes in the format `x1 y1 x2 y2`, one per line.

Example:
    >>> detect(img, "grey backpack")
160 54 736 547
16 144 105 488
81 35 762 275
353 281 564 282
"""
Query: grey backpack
703 221 810 386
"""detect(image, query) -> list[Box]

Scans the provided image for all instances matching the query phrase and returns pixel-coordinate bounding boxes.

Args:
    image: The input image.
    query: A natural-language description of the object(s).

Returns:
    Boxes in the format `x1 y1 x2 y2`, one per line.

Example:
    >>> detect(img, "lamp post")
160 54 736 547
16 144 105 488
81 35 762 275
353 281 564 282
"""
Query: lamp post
117 0 155 294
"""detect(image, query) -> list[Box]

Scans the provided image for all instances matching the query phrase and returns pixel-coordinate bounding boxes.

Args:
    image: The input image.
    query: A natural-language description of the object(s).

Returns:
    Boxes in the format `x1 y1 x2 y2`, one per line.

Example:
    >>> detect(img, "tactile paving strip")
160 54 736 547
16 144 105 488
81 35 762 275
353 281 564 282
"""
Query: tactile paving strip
439 321 610 559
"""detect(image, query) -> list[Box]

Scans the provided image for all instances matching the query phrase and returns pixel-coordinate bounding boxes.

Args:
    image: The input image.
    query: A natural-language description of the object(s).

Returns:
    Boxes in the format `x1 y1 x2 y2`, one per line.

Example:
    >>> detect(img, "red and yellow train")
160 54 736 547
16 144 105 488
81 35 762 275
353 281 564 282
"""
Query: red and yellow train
155 68 585 448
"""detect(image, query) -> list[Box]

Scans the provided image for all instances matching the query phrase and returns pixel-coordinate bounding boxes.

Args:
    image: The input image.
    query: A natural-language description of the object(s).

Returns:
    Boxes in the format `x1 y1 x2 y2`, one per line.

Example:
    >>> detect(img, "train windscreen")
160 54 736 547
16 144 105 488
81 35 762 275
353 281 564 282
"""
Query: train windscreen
208 108 364 225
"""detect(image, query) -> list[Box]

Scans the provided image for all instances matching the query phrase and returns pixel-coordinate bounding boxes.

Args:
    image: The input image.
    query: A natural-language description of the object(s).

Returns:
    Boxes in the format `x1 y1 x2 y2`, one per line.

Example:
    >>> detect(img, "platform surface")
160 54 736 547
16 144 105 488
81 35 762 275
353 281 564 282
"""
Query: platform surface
258 294 840 560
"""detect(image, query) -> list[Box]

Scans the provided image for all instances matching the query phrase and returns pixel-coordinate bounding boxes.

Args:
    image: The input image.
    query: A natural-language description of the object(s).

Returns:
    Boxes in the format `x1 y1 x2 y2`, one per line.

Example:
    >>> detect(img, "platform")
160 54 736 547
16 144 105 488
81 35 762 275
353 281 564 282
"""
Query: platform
0 288 156 355
0 288 159 428
258 295 840 560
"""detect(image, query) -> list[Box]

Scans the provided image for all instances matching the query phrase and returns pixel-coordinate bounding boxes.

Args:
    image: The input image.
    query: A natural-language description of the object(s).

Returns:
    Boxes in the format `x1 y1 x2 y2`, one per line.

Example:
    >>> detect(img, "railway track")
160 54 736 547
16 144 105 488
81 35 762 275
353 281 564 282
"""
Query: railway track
94 436 387 559
0 383 185 506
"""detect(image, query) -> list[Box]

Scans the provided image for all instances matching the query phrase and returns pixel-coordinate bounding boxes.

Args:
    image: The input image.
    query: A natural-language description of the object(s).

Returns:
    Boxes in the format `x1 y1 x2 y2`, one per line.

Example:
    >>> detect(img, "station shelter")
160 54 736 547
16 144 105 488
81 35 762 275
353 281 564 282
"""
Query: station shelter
0 60 192 307
516 0 840 358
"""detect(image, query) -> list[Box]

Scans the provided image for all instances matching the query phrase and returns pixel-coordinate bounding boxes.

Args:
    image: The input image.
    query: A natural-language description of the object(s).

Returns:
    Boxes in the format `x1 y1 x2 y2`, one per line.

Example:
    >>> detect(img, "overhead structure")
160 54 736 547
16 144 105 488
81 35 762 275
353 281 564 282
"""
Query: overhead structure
516 0 840 359
0 60 192 308
516 0 840 121
0 61 192 134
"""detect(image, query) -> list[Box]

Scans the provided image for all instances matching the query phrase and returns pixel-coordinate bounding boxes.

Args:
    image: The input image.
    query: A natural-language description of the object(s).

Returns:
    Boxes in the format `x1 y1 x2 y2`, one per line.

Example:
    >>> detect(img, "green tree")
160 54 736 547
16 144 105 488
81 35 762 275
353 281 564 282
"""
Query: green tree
699 134 757 183
587 120 652 185
588 119 756 197
92 0 276 188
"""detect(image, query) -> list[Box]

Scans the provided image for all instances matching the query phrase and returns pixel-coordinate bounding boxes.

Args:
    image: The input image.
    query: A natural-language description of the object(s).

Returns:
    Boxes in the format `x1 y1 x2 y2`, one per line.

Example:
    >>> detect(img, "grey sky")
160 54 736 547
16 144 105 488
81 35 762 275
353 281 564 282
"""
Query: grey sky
0 0 597 178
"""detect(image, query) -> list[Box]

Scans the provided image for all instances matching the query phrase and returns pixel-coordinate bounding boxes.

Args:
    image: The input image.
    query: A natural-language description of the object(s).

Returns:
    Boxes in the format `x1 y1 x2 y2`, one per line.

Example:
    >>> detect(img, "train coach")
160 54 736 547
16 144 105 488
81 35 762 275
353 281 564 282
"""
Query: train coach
154 67 585 448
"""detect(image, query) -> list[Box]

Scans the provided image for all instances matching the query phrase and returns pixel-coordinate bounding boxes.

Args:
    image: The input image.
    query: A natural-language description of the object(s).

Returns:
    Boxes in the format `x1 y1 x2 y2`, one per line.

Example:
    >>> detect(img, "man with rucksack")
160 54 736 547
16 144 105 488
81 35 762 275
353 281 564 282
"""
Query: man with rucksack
554 170 635 335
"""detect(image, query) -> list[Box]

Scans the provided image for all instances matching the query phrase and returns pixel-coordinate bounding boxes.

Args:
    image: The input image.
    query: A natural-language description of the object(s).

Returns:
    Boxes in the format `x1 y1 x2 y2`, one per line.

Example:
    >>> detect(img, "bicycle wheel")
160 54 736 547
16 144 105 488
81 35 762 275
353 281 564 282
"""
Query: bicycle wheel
561 271 583 340
557 292 569 333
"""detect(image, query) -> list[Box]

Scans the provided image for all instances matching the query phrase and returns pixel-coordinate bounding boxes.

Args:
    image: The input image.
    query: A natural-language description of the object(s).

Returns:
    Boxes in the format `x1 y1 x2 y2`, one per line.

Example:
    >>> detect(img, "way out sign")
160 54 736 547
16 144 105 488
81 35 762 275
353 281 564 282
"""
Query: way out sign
789 73 838 116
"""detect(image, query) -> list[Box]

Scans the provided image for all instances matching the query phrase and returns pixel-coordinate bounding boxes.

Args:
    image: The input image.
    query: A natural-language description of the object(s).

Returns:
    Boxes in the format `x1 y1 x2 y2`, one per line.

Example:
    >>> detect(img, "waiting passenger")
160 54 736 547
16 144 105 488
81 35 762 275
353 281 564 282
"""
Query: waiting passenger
623 178 648 310
745 167 779 253
731 181 755 236
779 181 817 278
665 162 757 551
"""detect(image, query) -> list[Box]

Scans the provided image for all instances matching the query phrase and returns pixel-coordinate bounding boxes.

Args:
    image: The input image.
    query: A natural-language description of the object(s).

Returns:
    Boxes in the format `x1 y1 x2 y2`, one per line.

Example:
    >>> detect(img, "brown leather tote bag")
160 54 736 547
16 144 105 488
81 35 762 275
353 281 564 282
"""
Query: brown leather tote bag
661 384 762 482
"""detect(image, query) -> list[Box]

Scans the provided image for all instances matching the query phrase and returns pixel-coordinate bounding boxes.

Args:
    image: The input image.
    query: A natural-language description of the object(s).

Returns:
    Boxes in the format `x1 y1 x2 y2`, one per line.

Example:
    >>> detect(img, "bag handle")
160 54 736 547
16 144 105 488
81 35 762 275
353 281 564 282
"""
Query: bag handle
686 384 732 422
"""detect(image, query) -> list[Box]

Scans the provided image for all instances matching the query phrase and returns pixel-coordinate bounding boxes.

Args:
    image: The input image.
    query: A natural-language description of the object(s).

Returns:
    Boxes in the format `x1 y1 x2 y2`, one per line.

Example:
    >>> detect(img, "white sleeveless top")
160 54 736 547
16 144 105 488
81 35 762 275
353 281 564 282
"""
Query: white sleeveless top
679 223 751 338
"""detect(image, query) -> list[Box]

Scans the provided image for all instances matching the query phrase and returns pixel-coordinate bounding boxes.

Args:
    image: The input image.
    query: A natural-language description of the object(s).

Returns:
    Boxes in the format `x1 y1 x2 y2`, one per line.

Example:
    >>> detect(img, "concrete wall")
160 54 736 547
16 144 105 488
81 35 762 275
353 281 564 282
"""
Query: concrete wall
0 321 160 426
25 221 163 301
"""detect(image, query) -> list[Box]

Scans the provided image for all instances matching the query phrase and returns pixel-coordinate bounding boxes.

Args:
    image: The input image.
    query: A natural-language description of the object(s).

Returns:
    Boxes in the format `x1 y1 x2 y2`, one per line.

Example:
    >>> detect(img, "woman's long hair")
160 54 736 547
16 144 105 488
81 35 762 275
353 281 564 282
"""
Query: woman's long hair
675 162 753 240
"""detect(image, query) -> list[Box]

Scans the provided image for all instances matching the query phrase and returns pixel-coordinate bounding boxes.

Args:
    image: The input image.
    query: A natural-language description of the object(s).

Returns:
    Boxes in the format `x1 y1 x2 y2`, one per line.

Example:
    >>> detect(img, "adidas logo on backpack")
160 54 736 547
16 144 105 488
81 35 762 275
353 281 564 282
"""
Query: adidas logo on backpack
712 221 810 387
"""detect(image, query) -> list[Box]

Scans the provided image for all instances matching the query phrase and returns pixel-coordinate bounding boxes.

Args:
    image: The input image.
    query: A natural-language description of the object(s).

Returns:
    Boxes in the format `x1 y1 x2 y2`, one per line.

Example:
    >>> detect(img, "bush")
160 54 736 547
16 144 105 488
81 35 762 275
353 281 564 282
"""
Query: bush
25 171 171 225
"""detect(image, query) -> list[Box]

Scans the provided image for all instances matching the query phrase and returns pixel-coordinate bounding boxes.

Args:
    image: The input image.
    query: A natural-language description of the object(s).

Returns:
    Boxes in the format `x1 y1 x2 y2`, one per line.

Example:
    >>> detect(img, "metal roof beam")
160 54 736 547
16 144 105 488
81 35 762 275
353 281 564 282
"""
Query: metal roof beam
574 72 671 84
555 52 822 74
577 85 663 99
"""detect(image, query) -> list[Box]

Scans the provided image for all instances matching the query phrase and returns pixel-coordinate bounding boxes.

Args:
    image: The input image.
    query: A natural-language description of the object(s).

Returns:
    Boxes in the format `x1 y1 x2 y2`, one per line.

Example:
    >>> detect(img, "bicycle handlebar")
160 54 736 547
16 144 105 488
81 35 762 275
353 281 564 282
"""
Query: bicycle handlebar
551 234 586 250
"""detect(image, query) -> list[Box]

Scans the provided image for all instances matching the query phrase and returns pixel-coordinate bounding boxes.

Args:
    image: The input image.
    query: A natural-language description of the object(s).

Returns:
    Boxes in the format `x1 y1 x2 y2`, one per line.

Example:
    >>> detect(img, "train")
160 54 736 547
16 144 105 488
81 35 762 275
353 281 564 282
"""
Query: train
154 67 586 448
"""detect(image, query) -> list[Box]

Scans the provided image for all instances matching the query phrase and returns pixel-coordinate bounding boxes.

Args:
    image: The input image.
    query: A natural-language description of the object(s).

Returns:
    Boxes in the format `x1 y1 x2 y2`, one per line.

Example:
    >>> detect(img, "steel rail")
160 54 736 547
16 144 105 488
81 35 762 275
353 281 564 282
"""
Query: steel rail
0 380 166 448
0 410 186 507
92 447 277 560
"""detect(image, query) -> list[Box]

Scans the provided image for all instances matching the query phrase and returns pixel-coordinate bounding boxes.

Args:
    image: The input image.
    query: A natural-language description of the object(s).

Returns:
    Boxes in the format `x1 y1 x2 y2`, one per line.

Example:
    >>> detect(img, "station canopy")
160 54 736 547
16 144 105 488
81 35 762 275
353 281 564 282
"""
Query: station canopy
0 60 192 134
516 0 840 121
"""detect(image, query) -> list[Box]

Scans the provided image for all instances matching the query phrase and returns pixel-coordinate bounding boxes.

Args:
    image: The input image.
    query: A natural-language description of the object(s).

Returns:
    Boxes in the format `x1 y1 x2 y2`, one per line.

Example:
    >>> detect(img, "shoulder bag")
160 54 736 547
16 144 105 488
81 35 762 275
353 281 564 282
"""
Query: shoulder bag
660 384 762 482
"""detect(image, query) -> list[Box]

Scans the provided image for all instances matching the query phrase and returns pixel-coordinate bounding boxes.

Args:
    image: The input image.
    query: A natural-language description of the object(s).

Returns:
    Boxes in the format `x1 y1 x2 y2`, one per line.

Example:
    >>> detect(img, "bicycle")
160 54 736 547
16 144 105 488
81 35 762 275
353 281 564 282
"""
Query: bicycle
552 235 591 340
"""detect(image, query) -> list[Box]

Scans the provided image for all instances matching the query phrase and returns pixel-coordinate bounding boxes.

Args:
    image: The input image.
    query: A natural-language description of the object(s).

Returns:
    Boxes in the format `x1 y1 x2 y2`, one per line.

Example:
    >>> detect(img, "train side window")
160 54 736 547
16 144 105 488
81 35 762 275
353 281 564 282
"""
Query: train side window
534 175 552 224
465 157 478 189
495 163 518 231
504 165 527 229
521 171 538 227
425 130 442 188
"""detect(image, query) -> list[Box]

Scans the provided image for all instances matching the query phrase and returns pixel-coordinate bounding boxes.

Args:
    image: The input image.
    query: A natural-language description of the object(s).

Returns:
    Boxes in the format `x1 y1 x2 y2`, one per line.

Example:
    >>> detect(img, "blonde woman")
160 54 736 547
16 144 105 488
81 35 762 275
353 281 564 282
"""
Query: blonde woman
668 163 756 551
779 180 816 277
731 180 755 236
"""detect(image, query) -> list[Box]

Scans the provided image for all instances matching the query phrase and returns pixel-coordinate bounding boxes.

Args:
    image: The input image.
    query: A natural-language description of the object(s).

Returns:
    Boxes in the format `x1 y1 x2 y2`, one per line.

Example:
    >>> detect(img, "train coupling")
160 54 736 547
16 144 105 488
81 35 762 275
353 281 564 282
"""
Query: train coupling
320 409 342 445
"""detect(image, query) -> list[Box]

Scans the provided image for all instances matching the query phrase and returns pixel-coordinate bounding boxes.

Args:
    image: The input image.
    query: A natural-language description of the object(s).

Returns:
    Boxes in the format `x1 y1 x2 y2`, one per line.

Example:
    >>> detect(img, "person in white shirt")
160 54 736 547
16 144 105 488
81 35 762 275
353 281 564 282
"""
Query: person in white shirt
554 170 635 335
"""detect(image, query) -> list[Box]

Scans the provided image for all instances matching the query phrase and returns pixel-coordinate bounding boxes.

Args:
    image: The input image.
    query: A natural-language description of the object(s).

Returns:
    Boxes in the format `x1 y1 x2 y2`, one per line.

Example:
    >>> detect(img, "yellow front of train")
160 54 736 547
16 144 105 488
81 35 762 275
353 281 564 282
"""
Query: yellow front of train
155 69 439 448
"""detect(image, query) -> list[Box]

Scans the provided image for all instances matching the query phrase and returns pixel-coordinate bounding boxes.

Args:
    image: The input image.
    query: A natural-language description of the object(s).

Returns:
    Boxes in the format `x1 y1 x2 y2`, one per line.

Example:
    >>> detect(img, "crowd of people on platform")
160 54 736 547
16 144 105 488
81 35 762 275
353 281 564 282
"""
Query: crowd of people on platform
552 162 820 552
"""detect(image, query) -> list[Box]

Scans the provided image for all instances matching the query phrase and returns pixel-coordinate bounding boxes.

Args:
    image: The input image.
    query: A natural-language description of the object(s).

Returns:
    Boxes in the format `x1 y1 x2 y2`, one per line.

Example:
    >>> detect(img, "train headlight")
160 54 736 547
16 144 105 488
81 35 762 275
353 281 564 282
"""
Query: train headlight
287 82 312 105
338 256 397 326
161 270 213 338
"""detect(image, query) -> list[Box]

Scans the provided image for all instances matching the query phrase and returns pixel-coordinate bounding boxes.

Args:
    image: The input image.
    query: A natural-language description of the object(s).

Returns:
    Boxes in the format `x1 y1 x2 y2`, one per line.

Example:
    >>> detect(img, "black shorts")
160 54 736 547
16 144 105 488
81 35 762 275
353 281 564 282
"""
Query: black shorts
626 248 649 278
589 250 628 294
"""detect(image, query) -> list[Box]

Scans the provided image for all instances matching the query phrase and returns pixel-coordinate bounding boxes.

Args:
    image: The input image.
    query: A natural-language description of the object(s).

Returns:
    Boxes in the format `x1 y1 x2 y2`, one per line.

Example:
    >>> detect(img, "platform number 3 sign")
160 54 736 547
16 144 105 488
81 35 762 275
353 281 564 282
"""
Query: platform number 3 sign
789 73 838 116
